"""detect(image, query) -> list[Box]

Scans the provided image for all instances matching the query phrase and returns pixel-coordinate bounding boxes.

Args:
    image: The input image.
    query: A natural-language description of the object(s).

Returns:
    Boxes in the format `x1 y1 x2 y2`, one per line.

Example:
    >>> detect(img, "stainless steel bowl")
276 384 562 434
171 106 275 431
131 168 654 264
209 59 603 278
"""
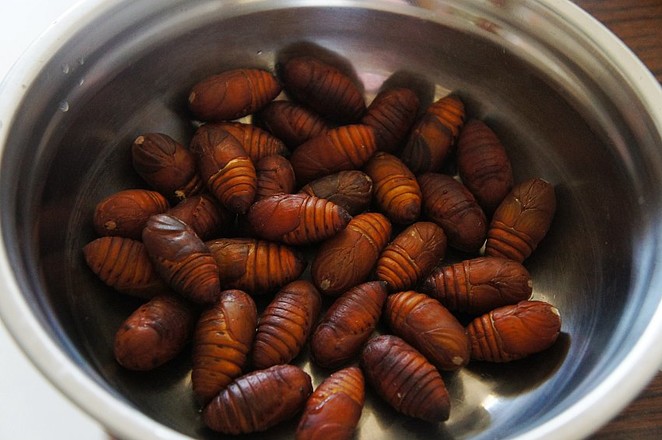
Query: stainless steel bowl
2 0 662 439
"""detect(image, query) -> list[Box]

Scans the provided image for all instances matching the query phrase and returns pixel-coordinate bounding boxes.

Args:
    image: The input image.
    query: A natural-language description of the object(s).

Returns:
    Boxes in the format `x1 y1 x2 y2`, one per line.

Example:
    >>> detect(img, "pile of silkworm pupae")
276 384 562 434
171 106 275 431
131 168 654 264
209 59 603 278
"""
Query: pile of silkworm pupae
82 49 562 438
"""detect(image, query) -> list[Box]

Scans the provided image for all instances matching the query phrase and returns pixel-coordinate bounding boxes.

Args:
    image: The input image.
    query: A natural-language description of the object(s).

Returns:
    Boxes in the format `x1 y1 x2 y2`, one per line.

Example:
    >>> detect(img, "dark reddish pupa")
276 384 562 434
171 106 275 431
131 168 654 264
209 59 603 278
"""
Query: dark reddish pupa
188 68 282 122
299 170 373 216
213 121 289 163
246 193 351 246
484 177 556 262
376 221 447 292
192 289 257 405
93 189 169 240
206 237 306 295
279 55 366 123
364 151 422 224
295 366 365 440
457 119 514 214
254 100 332 149
202 364 312 434
401 94 465 174
466 300 562 362
189 123 258 215
310 281 388 369
420 256 533 315
385 290 471 371
142 213 220 305
418 172 487 253
167 193 234 241
114 295 196 371
360 335 451 422
131 132 203 201
255 154 297 200
361 87 420 153
252 280 322 369
289 124 378 185
311 212 392 296
82 236 168 298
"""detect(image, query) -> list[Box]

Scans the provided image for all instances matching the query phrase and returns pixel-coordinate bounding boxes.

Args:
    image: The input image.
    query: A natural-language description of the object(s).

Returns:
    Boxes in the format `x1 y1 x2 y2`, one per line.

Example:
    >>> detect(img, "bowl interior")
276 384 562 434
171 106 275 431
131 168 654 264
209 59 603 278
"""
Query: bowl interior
2 1 662 439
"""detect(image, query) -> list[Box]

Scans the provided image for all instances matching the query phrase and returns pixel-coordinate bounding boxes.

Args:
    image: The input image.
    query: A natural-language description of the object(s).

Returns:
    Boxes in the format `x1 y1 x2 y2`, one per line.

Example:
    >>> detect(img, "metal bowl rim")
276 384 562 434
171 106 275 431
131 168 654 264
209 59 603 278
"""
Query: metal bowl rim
1 1 662 439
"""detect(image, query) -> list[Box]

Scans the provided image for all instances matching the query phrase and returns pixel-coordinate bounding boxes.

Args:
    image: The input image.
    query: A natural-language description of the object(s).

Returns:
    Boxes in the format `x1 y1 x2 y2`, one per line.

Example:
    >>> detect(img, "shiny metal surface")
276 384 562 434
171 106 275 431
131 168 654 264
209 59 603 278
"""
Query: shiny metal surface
1 1 662 439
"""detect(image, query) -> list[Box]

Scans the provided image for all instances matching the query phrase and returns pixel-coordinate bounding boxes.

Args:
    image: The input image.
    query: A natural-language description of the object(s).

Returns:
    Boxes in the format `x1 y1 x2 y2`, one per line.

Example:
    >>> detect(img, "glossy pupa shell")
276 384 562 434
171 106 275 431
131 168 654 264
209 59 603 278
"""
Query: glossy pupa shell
188 68 282 121
299 170 373 216
246 193 351 246
192 289 257 405
420 256 533 315
361 87 420 153
252 280 322 369
113 295 195 371
190 123 257 215
254 99 331 149
364 151 422 225
360 335 450 422
207 237 306 296
93 189 169 240
202 364 312 434
310 281 388 369
375 221 447 291
484 177 556 262
131 133 203 201
384 290 471 371
311 212 391 296
289 124 378 185
280 56 366 123
400 94 465 174
295 366 365 440
82 236 168 298
142 214 221 305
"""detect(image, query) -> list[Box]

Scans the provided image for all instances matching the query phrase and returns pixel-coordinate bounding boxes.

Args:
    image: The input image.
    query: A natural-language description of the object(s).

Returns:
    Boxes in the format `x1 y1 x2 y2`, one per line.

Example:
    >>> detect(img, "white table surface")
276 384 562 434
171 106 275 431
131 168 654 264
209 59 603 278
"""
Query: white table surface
0 1 108 439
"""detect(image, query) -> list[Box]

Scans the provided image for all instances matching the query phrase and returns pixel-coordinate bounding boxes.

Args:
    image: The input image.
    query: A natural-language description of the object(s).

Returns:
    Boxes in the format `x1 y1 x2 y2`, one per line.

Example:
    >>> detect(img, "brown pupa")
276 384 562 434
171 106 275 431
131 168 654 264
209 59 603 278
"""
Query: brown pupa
206 237 306 296
310 281 388 369
361 87 420 153
376 221 447 292
484 177 556 262
457 119 514 214
246 193 351 246
252 280 322 369
401 94 465 174
213 121 289 163
114 295 195 371
131 133 203 201
364 151 422 224
93 189 169 240
83 236 168 298
466 300 561 362
289 124 378 184
360 335 451 422
167 193 233 241
192 289 257 405
418 172 487 253
202 364 312 434
142 214 220 305
296 366 365 440
420 256 533 315
255 154 297 200
280 55 366 123
385 290 471 371
189 123 257 214
188 68 282 122
299 170 373 216
311 212 392 296
254 100 332 149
